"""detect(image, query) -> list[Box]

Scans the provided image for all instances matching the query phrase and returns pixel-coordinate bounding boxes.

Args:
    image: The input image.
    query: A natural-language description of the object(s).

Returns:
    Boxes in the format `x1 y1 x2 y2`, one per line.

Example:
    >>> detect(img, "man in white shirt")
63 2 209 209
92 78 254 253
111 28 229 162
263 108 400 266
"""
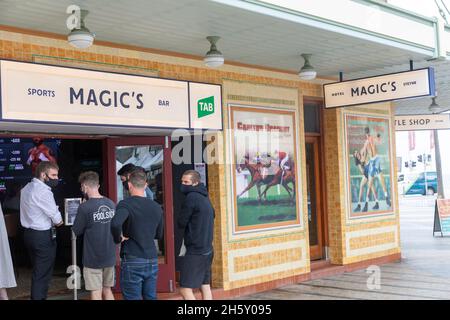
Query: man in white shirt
20 161 63 300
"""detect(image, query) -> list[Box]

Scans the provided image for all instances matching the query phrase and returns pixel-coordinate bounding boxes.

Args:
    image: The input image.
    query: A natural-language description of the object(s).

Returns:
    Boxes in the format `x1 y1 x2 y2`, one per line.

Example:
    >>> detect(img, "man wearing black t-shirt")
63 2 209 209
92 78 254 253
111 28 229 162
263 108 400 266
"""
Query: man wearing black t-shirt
111 170 163 300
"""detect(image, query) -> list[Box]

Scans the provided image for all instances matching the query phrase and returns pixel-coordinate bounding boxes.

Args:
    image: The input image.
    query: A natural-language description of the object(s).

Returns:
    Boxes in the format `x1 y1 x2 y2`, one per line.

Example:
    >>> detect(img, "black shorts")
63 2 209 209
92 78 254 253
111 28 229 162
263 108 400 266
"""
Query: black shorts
179 252 213 289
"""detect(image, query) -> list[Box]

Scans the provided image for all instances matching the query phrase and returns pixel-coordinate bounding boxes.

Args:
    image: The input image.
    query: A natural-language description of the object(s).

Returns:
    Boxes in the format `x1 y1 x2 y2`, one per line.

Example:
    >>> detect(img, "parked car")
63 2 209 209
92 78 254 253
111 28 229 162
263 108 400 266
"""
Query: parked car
405 171 437 196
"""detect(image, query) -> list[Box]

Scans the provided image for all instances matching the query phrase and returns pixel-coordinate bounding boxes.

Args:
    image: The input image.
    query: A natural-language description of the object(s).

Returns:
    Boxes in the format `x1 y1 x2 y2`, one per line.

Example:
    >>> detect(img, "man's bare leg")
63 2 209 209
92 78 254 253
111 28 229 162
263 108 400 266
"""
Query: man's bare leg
0 288 8 300
200 284 213 300
355 177 368 212
180 287 196 300
378 173 391 206
90 289 102 300
102 287 115 300
364 177 375 212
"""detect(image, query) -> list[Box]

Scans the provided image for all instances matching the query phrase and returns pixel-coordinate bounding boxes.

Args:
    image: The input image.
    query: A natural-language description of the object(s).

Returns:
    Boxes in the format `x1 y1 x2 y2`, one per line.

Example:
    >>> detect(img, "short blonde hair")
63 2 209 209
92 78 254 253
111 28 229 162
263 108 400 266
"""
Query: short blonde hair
78 171 99 188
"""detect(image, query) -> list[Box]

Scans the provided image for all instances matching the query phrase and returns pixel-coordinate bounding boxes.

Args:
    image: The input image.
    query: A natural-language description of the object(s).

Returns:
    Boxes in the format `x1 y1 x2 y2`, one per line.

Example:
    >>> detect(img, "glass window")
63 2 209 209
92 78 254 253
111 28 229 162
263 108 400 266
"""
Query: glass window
303 102 321 133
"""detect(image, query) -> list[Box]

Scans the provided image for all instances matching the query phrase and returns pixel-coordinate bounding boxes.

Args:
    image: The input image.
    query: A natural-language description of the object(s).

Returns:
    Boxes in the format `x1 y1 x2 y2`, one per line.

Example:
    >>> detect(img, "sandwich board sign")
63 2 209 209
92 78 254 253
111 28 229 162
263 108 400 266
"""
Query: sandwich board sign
433 199 450 237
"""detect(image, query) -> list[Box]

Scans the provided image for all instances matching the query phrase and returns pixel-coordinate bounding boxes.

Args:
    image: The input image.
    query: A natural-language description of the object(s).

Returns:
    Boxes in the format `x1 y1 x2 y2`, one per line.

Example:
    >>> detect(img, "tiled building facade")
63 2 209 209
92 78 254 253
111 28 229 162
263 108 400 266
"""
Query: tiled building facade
0 27 400 295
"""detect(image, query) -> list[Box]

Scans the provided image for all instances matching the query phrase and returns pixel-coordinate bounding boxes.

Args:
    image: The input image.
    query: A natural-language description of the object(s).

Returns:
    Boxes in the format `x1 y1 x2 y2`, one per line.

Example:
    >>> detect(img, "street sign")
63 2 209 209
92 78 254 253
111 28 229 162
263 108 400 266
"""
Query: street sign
433 199 450 237
395 114 450 131
323 68 435 108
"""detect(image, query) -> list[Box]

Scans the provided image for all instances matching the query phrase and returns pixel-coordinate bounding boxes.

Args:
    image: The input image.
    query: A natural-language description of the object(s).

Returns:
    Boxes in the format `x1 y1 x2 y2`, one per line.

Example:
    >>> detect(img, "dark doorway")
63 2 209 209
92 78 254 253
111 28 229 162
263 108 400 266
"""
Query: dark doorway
171 134 208 282
1 137 103 299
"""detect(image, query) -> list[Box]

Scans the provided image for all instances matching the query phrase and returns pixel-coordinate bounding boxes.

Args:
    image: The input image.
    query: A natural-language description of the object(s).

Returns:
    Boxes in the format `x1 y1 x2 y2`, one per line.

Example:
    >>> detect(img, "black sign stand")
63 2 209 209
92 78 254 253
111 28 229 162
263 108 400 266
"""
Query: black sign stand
433 200 444 237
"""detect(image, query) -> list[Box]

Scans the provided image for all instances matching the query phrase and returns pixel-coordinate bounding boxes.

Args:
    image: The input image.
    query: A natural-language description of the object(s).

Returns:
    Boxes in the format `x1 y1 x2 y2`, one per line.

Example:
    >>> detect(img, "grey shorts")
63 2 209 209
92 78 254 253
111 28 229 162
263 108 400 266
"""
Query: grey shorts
83 267 115 291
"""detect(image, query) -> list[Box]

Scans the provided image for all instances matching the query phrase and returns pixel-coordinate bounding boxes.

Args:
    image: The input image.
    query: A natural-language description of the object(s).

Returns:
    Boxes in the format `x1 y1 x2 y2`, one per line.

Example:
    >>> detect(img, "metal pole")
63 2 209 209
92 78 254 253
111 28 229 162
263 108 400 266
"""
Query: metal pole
434 129 445 198
71 230 77 300
424 152 428 194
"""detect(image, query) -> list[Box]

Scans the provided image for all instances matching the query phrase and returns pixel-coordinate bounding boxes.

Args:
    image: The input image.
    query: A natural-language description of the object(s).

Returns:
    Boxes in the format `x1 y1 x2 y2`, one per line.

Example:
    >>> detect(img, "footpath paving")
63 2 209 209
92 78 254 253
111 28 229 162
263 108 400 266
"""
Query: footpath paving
238 195 450 300
12 196 450 300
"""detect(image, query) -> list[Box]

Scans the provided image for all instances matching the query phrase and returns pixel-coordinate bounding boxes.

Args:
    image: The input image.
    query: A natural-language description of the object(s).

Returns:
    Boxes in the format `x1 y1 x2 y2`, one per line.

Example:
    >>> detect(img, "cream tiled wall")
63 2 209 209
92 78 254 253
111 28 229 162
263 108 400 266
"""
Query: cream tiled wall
0 28 400 291
324 103 401 265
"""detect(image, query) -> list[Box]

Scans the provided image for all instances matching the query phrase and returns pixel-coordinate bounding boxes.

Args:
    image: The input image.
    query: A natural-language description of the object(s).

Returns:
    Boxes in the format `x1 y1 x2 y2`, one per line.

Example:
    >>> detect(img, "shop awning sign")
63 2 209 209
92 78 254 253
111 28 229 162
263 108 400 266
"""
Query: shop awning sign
395 114 450 131
323 68 435 108
0 60 222 130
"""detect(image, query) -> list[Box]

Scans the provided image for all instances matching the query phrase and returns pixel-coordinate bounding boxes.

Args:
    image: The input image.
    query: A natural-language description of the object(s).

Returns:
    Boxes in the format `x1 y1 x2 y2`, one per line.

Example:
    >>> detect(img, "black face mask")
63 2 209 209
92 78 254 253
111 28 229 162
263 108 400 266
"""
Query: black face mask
122 180 129 191
180 184 192 194
33 140 43 147
45 176 59 188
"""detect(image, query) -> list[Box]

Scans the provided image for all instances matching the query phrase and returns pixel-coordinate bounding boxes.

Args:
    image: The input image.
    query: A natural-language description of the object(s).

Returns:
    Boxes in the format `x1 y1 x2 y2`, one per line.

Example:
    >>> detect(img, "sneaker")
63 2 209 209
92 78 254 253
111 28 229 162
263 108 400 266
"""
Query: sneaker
372 202 379 210
354 204 361 212
362 202 368 212
386 196 391 207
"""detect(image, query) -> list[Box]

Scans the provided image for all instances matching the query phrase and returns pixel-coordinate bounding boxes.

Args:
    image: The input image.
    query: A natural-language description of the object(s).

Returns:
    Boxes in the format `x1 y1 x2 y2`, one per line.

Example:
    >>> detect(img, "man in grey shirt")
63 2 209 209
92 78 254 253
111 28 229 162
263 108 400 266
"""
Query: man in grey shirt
72 171 116 300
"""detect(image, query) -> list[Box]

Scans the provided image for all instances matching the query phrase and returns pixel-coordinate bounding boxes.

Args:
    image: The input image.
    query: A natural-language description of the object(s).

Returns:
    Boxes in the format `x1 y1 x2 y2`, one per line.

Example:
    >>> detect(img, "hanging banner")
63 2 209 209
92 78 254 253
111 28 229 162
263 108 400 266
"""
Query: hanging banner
0 60 222 130
395 114 450 131
324 68 435 108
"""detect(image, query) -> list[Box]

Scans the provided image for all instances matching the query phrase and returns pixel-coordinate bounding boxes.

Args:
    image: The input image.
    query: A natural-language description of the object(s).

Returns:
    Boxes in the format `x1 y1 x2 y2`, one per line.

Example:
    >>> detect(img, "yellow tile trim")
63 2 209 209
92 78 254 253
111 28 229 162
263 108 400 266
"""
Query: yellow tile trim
233 248 302 273
349 232 396 250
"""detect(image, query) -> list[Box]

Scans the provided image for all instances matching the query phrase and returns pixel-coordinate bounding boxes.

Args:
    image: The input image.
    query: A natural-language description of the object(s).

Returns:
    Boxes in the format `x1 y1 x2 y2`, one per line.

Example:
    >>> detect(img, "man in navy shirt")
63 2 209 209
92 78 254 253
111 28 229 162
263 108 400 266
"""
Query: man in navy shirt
111 170 163 300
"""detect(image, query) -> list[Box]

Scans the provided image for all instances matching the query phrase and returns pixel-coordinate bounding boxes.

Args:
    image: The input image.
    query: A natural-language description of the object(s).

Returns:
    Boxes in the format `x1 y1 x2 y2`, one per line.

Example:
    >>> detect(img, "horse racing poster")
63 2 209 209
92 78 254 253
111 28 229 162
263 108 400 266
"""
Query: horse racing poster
343 113 395 219
230 106 301 232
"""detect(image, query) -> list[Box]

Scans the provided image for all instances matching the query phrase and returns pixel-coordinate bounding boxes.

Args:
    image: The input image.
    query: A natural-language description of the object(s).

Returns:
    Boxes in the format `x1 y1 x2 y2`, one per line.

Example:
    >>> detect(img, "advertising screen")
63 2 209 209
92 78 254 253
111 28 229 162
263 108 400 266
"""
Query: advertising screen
0 137 60 192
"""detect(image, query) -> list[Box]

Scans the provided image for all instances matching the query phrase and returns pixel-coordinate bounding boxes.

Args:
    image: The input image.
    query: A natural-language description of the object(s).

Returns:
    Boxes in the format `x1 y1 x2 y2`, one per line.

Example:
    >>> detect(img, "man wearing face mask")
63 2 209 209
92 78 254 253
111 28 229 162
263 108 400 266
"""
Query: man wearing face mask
117 164 154 201
178 170 215 300
20 161 63 300
72 171 116 300
111 170 163 300
26 137 57 176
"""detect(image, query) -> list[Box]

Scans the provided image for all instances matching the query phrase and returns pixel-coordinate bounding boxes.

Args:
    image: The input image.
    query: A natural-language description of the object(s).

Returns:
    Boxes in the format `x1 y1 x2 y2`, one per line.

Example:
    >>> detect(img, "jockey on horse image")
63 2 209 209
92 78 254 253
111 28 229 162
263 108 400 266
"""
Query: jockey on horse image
267 150 290 184
236 152 295 203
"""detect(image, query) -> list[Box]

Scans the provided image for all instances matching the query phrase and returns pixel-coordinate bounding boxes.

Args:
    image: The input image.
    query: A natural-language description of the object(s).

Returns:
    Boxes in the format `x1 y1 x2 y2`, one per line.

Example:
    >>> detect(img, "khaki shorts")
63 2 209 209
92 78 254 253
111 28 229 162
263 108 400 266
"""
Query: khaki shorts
83 267 115 291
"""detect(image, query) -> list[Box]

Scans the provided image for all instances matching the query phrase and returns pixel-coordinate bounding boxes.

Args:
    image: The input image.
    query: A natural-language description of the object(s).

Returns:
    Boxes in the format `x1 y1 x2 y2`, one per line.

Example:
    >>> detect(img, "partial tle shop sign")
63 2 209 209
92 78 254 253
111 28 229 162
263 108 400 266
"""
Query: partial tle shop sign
323 68 435 108
395 114 450 131
0 60 222 130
